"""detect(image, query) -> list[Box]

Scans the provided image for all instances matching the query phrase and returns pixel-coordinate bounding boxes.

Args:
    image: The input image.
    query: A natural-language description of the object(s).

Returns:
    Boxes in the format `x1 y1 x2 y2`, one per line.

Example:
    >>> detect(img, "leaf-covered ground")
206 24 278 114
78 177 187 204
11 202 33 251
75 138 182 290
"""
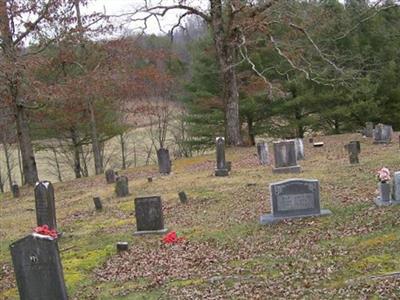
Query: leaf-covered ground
1 133 399 299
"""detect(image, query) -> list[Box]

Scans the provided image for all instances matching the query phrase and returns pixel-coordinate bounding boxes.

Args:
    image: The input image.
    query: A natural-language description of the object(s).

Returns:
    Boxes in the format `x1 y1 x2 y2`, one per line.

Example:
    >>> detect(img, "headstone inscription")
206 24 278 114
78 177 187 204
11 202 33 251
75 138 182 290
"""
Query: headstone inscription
215 137 229 176
157 148 172 175
12 182 20 198
105 169 116 184
115 176 129 197
35 181 57 231
272 141 301 174
260 179 332 224
294 138 305 160
256 142 269 165
134 196 168 235
345 141 361 164
9 234 68 300
373 124 393 144
93 197 102 210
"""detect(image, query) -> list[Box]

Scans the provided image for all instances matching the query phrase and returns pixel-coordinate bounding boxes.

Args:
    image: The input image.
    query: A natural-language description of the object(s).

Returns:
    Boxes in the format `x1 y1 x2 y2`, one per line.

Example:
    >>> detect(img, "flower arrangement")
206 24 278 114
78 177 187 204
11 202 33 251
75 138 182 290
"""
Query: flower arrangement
162 231 184 244
33 225 58 239
377 167 391 183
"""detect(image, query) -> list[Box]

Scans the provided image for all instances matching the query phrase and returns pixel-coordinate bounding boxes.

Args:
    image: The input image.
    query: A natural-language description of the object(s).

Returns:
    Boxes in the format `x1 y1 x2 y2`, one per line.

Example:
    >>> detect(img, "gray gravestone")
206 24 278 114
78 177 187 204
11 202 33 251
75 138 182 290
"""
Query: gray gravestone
35 181 57 231
9 234 68 300
215 137 229 176
157 148 172 175
373 124 393 144
257 142 269 165
93 197 102 210
363 122 374 137
178 191 188 204
105 169 116 184
115 176 129 197
294 138 305 160
393 172 400 203
272 141 301 173
11 182 20 198
374 182 393 206
134 196 168 235
260 179 332 224
345 141 361 164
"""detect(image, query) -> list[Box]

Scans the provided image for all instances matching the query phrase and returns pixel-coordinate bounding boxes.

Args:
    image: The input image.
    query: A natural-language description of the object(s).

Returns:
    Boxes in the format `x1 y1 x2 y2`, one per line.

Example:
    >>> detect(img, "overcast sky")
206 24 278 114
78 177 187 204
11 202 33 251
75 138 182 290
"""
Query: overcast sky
85 0 207 35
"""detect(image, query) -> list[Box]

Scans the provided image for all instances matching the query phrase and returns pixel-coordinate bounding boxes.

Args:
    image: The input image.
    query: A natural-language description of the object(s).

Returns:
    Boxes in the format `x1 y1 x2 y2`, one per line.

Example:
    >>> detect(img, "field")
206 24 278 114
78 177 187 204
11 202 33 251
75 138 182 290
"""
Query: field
0 133 399 299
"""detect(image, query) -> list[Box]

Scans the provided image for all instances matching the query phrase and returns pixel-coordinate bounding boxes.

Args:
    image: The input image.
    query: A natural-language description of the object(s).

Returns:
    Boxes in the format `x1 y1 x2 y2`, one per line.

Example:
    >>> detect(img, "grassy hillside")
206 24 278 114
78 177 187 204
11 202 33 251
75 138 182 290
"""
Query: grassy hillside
1 133 399 299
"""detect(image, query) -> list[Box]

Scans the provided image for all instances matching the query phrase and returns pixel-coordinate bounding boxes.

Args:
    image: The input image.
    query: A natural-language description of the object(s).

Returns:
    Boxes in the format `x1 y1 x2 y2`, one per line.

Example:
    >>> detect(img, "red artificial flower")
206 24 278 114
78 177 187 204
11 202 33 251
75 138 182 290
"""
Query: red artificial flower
162 231 184 244
33 225 58 238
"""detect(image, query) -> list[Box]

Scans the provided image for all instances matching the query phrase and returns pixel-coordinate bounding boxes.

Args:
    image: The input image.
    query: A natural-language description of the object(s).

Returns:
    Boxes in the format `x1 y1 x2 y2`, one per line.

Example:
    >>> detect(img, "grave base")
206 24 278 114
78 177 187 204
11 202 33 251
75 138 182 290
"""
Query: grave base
373 141 391 144
374 197 400 207
134 228 169 235
272 165 301 174
260 209 332 225
215 168 229 177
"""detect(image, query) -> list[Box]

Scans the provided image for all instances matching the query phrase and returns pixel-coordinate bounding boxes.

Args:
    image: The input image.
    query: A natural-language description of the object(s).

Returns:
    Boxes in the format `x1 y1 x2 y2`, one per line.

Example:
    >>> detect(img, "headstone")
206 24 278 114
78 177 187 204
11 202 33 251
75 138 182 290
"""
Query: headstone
178 191 188 204
105 169 116 184
260 179 332 224
35 181 57 231
345 141 361 164
147 177 153 183
9 234 68 300
374 182 392 206
313 142 324 147
116 242 128 252
393 172 400 202
93 197 102 210
11 182 20 198
215 137 229 176
157 148 172 175
256 142 269 165
294 138 305 160
363 122 374 137
373 123 393 144
272 140 301 173
134 196 168 235
115 176 129 197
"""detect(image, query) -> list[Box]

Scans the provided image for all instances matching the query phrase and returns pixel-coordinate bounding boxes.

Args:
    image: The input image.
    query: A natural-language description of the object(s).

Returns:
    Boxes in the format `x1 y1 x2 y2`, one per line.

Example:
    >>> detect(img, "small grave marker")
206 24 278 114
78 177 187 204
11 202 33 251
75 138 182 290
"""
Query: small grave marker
157 148 172 175
93 197 102 210
105 169 116 184
256 142 269 165
179 191 188 204
313 142 324 147
11 182 20 198
345 141 361 164
115 176 129 197
116 242 129 252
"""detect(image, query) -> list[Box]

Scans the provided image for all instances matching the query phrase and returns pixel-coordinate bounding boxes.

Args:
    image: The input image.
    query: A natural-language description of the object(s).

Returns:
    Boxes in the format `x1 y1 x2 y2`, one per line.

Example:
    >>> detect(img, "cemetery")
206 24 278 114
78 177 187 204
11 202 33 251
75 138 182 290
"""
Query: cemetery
1 132 399 299
0 0 399 299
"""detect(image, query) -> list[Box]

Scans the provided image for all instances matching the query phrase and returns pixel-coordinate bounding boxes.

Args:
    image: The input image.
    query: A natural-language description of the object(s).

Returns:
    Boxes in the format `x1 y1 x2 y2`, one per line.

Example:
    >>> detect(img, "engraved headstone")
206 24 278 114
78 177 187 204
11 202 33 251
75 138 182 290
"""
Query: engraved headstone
93 197 102 210
157 148 172 175
294 138 305 160
215 137 229 176
272 141 301 173
345 141 361 164
257 142 269 165
393 172 400 202
11 182 20 198
105 169 116 184
178 191 188 204
35 181 57 231
134 196 168 234
115 176 129 197
9 234 68 300
373 123 393 144
260 179 332 224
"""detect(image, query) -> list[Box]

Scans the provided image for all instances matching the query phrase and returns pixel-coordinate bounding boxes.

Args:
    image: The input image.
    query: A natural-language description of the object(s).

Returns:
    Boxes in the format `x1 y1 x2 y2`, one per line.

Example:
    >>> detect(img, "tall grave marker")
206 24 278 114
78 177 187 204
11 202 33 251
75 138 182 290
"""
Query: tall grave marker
157 148 172 175
257 142 269 165
272 140 301 173
35 181 57 231
215 137 229 176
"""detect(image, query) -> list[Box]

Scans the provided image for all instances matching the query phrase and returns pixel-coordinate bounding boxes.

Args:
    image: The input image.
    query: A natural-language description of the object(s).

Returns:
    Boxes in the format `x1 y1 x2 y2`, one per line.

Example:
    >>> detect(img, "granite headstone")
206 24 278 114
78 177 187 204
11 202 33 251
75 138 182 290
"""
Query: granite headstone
157 148 172 175
272 141 301 173
215 137 229 176
35 181 57 231
115 176 129 197
105 169 116 184
373 124 393 144
257 142 269 165
134 196 168 234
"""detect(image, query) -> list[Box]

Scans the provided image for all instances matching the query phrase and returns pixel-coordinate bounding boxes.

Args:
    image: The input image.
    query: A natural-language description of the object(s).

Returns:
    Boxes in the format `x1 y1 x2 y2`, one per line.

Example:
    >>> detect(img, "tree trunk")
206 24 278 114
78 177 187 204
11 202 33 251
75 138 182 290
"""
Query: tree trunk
88 99 103 175
17 144 24 185
0 169 4 193
0 2 39 185
2 142 13 190
120 134 127 170
247 117 256 146
210 0 242 146
52 148 62 182
70 128 82 178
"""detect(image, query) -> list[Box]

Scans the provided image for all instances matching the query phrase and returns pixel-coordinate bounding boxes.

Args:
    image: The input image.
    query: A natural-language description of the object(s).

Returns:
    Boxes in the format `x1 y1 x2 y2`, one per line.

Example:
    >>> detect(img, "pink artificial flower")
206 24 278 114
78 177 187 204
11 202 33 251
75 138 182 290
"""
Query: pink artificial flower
377 167 391 183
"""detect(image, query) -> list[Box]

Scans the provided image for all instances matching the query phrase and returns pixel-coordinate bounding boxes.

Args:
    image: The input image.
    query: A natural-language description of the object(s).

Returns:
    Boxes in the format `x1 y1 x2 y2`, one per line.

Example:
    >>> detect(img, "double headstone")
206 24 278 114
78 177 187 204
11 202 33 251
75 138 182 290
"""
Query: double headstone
215 137 229 176
12 182 20 198
105 169 116 184
134 196 168 235
35 181 57 231
257 142 269 165
157 148 172 175
260 179 332 224
373 124 393 144
9 234 68 300
115 176 129 197
345 141 361 164
272 140 301 173
294 138 305 161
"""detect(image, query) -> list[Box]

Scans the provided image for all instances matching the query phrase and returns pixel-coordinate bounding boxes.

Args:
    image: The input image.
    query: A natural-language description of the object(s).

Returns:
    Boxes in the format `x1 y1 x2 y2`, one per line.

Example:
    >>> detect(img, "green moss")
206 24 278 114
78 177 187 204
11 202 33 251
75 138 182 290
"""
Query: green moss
0 288 18 299
352 254 399 273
